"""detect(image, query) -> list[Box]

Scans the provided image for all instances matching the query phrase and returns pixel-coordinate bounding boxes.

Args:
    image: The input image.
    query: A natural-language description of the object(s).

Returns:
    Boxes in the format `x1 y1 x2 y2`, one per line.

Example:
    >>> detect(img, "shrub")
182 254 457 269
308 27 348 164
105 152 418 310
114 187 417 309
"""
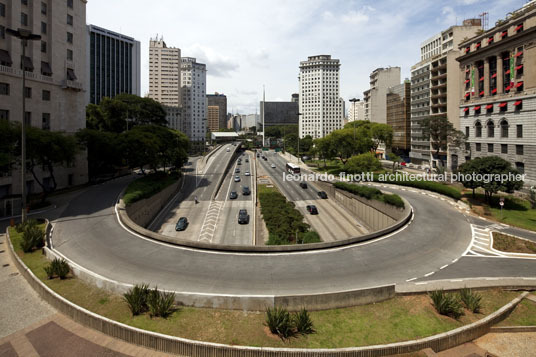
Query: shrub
293 308 315 335
44 263 55 279
123 172 179 206
19 220 44 253
344 153 381 174
429 290 464 319
374 175 462 200
124 283 150 316
147 287 175 318
381 194 405 209
459 288 482 313
299 231 321 244
334 182 405 209
266 307 294 339
267 233 290 245
43 258 70 280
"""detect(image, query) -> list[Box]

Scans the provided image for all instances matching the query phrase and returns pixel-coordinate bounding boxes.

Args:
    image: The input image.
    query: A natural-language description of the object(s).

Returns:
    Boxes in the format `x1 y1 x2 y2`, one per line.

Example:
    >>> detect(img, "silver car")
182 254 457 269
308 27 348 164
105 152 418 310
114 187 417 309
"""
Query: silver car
234 176 241 182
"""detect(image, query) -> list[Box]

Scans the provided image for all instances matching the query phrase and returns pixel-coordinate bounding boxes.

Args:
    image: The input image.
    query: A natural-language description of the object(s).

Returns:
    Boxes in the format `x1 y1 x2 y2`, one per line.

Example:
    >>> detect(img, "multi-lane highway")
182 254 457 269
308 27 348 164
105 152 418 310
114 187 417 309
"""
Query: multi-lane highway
257 151 368 241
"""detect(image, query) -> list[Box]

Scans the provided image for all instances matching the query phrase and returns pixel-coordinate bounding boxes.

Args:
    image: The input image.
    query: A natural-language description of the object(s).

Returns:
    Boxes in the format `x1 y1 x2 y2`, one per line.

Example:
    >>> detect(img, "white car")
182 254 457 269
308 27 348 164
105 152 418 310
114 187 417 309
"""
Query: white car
234 176 241 182
226 148 230 152
245 171 250 176
271 164 276 168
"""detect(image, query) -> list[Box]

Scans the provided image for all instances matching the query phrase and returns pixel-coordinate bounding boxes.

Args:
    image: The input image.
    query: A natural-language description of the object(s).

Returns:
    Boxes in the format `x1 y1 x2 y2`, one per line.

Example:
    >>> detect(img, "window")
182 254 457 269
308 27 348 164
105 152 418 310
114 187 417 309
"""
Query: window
0 82 9 95
42 90 50 101
67 0 73 8
24 87 32 98
41 41 46 53
21 0 28 5
41 2 47 15
516 162 524 174
500 120 508 138
488 143 494 153
21 12 28 26
42 113 50 130
465 126 470 137
0 25 4 39
0 3 5 17
24 112 31 126
67 49 73 60
487 121 494 137
67 32 73 43
516 145 524 155
67 14 73 25
517 125 523 138
476 143 481 151
41 22 47 34
501 144 508 154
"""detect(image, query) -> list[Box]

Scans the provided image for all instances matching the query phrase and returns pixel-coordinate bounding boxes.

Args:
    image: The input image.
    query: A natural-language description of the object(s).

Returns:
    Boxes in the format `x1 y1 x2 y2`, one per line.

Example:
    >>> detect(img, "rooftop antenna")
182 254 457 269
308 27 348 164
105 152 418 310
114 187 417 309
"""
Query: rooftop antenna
479 12 489 30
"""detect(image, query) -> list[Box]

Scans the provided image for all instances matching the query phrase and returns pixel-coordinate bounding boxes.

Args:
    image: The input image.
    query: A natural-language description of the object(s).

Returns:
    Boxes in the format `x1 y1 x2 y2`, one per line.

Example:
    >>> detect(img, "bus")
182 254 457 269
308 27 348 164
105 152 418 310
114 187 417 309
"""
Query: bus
286 162 301 174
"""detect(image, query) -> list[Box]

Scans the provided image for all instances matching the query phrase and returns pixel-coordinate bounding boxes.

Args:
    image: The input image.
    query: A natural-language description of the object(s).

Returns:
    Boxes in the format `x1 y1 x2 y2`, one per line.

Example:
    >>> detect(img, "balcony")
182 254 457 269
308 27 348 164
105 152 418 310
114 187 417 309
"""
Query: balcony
61 80 83 91
430 73 447 81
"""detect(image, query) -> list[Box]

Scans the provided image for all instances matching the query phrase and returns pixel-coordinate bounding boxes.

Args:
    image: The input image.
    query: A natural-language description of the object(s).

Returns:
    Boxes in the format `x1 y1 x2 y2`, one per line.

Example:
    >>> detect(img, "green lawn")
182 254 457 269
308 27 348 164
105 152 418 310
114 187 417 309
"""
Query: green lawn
498 299 536 326
123 172 179 205
8 227 521 348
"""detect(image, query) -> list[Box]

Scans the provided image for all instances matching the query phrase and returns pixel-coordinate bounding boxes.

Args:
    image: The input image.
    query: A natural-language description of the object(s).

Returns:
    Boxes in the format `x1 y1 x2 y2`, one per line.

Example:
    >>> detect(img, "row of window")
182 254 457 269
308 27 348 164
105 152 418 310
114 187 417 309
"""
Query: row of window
0 82 51 100
464 21 524 55
473 143 524 155
0 109 51 130
468 120 523 138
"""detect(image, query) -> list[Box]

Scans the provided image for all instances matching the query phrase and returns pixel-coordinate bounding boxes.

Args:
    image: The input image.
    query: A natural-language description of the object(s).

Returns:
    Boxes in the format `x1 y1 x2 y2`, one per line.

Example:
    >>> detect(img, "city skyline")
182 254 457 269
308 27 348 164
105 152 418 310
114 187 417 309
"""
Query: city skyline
87 0 527 114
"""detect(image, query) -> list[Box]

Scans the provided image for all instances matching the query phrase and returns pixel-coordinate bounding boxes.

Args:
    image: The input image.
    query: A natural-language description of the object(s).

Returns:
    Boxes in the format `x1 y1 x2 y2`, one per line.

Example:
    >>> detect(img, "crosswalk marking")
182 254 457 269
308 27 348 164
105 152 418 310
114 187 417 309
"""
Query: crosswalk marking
198 201 224 243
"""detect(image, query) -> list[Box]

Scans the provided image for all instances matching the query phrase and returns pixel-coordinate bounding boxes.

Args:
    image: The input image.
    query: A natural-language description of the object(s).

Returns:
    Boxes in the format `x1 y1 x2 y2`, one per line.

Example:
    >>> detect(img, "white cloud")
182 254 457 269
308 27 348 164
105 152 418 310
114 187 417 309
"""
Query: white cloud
341 10 369 24
184 43 239 78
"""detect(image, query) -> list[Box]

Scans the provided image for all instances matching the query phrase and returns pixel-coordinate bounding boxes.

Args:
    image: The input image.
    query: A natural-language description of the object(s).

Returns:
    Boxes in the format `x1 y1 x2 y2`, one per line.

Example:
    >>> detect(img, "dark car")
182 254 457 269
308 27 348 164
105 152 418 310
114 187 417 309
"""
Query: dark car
235 168 240 173
317 191 328 199
306 205 318 215
242 186 251 195
237 160 242 165
238 209 250 224
229 191 238 199
175 217 188 231
299 182 308 189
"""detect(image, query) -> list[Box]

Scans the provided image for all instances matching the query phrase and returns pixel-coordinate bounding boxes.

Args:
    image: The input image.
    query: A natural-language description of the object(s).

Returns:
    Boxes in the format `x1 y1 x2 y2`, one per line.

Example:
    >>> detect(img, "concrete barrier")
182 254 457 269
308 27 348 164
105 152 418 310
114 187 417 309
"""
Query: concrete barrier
211 144 240 200
5 228 530 356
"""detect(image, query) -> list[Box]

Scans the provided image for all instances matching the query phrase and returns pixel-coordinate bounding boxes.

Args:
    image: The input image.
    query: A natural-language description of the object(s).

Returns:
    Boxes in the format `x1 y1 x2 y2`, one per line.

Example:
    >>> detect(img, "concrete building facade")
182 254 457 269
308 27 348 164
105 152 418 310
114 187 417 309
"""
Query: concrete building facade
0 0 88 216
363 67 401 123
457 3 536 181
348 99 365 122
206 92 227 131
207 105 219 132
386 81 411 154
86 24 141 105
298 55 344 139
409 20 482 166
181 57 206 149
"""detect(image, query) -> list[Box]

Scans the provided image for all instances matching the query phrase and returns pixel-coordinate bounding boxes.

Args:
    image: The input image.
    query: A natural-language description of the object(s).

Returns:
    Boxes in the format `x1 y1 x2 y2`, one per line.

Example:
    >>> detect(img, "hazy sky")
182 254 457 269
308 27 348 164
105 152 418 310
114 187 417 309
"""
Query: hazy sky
87 0 526 114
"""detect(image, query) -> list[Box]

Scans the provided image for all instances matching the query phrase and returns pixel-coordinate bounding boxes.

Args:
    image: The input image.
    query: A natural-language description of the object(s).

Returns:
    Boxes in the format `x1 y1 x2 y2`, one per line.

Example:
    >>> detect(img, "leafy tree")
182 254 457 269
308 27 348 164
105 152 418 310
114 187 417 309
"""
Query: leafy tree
0 119 18 174
420 115 465 169
387 152 401 173
370 123 393 153
329 128 372 165
312 137 336 168
456 159 480 198
76 129 121 179
344 153 381 174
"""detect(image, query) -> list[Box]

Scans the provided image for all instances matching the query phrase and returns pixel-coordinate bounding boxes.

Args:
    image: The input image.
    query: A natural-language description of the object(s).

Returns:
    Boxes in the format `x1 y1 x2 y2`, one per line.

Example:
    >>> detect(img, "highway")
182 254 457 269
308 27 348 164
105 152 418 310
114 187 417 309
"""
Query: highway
257 151 368 241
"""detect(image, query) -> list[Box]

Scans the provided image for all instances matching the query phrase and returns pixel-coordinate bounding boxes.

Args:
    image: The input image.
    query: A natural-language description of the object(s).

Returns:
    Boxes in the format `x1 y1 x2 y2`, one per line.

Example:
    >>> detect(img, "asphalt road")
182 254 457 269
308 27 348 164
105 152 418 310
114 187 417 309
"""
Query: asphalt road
257 151 368 241
49 173 536 297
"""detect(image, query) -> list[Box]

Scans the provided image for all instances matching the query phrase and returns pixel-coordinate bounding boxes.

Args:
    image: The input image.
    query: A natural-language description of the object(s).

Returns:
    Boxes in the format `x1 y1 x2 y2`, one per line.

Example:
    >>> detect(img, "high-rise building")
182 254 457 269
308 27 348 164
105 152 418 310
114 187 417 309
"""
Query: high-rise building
386 81 411 155
298 55 344 138
0 0 88 217
291 93 299 102
457 2 536 180
260 101 298 131
207 105 219 132
348 99 365 122
363 67 401 123
206 92 227 131
181 57 207 149
409 20 482 166
148 37 181 130
86 25 141 105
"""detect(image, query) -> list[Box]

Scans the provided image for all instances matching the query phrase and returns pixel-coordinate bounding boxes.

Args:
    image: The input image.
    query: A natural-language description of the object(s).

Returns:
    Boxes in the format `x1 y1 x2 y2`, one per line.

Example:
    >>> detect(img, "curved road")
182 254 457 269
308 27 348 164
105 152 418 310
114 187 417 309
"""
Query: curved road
49 172 535 298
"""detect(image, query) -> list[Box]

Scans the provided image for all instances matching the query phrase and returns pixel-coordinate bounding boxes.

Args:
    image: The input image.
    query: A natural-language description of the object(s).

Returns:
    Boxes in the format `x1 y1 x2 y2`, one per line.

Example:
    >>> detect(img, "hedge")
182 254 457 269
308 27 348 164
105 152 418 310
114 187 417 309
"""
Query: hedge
123 172 179 206
334 182 405 209
373 175 462 200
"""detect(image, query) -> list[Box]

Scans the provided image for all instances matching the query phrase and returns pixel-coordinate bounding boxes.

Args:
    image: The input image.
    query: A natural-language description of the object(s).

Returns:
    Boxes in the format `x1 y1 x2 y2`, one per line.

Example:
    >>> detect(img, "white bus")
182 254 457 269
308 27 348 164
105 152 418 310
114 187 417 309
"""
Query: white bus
286 162 301 174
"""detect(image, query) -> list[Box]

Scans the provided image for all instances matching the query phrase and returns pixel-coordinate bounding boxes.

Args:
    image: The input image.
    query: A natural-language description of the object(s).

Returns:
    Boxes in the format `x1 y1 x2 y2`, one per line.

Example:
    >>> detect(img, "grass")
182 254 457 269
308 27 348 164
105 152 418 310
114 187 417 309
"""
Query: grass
498 299 536 326
7 227 521 349
334 182 405 209
123 172 179 206
373 173 463 200
464 192 536 232
492 232 536 254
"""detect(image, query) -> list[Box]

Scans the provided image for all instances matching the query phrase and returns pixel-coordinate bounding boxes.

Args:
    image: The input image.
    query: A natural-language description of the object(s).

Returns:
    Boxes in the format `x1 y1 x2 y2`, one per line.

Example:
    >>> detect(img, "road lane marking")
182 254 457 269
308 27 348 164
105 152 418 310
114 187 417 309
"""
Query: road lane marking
439 264 448 270
406 277 417 282
424 272 435 277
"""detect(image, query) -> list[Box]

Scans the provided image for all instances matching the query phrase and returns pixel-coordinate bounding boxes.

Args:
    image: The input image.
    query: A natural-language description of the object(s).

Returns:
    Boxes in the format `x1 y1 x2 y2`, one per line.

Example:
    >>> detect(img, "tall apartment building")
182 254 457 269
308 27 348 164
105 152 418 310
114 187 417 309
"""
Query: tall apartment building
207 105 219 132
457 2 536 180
298 55 344 139
386 81 411 155
148 37 181 130
363 67 401 123
181 57 207 149
409 20 482 166
348 99 365 122
260 100 299 132
206 92 227 131
0 0 88 217
86 25 141 105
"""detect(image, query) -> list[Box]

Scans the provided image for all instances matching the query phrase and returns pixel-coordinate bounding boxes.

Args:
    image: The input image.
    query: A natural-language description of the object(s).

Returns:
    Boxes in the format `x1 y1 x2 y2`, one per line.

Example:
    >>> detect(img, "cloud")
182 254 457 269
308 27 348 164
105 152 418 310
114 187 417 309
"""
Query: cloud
457 0 484 4
184 43 239 78
441 6 458 25
341 10 369 24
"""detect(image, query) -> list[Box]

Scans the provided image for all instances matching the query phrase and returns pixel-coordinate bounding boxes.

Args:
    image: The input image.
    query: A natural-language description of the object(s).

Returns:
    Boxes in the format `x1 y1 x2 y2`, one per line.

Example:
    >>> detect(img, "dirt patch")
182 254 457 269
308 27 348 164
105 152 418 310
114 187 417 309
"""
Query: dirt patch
492 232 536 254
263 326 283 341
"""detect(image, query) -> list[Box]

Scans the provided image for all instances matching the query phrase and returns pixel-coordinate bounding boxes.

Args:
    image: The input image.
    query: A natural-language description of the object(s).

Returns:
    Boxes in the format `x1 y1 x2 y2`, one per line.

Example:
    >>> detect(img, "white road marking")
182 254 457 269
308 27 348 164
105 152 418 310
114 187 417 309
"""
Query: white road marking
439 264 448 270
406 277 417 282
424 272 435 277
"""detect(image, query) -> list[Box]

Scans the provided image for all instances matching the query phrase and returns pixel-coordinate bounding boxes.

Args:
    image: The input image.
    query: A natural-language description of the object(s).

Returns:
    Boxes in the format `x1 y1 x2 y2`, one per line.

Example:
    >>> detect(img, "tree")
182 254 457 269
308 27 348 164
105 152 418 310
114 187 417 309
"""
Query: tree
0 119 18 174
420 115 465 169
344 153 381 174
388 152 402 173
370 123 393 153
313 137 336 168
329 128 372 165
456 159 480 198
76 129 121 179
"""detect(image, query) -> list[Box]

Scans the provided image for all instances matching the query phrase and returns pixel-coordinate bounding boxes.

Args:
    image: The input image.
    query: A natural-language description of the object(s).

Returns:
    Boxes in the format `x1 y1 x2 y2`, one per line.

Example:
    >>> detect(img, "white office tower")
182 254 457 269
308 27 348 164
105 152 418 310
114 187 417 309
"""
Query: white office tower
298 55 344 138
181 57 207 149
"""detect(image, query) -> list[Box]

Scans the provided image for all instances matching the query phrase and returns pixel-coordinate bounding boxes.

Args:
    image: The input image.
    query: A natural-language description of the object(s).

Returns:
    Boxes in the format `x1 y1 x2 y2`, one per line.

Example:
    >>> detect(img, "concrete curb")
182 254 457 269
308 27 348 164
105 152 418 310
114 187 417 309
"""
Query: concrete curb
5 231 530 356
211 144 240 200
490 326 536 333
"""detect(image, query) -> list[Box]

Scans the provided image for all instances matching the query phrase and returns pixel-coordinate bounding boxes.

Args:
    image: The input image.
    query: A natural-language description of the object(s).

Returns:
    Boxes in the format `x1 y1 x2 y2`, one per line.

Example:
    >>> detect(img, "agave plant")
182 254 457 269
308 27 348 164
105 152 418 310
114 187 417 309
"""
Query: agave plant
429 290 464 319
459 287 482 313
293 308 315 335
265 307 294 339
123 283 150 316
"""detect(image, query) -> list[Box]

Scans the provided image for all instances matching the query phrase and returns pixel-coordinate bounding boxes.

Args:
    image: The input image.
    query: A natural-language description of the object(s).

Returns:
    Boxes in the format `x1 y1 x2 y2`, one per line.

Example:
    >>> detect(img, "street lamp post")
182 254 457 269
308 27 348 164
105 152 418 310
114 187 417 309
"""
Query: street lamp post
6 28 41 223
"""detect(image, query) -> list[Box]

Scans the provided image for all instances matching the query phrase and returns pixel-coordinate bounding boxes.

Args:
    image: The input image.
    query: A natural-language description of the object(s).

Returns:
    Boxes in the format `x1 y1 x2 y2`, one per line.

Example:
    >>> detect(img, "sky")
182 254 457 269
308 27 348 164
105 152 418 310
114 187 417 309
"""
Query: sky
87 0 528 114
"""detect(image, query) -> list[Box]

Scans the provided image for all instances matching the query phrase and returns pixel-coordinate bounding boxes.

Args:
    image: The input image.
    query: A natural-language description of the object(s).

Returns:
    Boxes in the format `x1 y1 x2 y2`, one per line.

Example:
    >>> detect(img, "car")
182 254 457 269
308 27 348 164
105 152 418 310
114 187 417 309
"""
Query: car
263 157 268 161
237 160 242 165
256 154 260 158
234 176 241 182
270 164 276 168
226 148 230 152
244 171 250 176
242 186 251 195
235 168 240 173
306 205 318 215
229 191 238 199
238 209 250 224
175 217 188 231
317 191 328 199
299 182 308 189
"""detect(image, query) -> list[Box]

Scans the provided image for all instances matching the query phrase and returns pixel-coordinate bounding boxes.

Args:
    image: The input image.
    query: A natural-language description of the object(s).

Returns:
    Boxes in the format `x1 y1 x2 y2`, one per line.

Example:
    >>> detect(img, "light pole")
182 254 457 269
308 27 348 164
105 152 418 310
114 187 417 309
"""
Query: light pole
7 28 41 223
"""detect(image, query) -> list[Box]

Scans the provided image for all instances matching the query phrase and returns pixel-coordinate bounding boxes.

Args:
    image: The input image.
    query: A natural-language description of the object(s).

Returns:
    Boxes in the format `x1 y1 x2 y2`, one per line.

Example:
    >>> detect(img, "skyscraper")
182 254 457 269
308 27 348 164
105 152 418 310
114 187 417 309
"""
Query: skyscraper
181 57 207 150
298 55 344 139
363 67 401 123
206 92 227 131
86 25 141 105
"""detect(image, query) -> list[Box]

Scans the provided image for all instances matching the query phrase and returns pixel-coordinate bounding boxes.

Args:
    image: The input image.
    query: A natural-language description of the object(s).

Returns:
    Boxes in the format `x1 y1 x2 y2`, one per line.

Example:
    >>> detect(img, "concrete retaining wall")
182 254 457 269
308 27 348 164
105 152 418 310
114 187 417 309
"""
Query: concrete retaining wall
5 227 530 356
125 178 182 228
